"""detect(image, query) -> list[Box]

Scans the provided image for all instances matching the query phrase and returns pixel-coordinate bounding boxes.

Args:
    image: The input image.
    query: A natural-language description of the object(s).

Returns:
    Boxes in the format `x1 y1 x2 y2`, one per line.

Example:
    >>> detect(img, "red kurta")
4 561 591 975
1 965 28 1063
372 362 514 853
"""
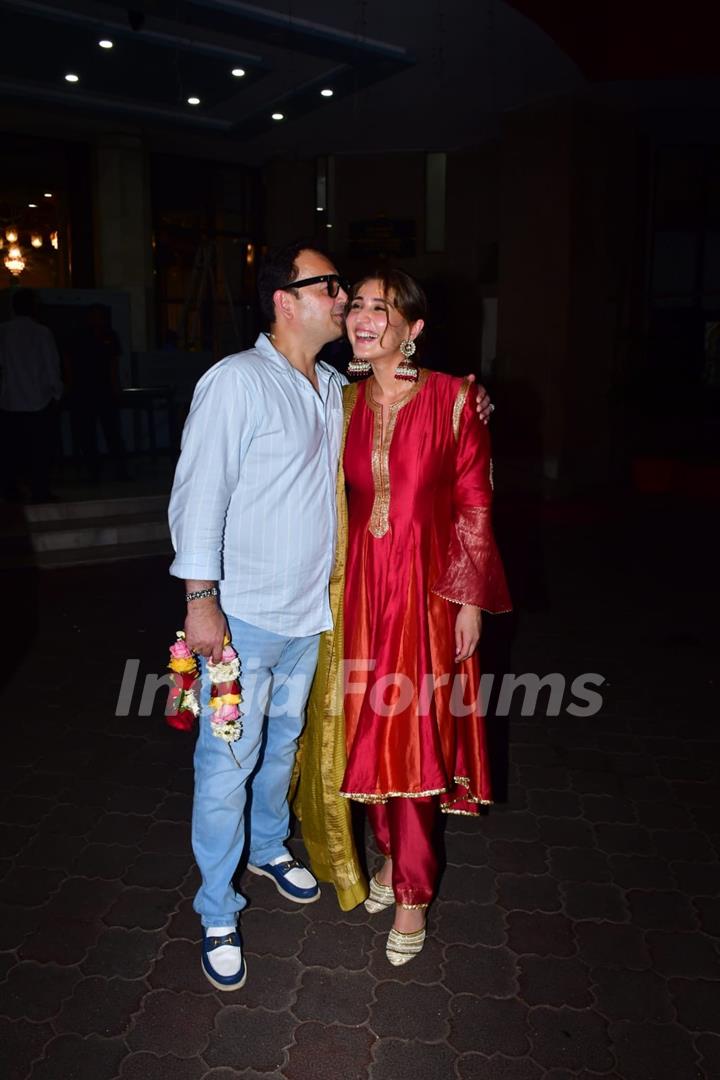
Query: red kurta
340 370 511 814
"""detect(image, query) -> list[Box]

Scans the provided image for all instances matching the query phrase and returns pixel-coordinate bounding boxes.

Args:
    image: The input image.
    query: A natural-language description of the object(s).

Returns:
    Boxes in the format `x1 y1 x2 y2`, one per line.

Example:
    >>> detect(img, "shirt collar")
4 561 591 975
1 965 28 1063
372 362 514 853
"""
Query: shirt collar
254 333 339 389
254 331 290 371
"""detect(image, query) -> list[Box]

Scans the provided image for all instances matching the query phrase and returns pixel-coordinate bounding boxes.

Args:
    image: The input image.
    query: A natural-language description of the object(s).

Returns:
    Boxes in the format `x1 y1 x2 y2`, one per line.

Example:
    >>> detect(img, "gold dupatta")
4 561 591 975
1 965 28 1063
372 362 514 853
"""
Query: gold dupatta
291 382 367 910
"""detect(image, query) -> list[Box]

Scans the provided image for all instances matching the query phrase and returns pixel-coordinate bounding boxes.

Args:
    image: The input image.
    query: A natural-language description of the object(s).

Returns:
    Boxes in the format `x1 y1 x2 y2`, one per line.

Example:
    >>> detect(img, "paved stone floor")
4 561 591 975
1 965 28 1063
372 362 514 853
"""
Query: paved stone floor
0 496 718 1080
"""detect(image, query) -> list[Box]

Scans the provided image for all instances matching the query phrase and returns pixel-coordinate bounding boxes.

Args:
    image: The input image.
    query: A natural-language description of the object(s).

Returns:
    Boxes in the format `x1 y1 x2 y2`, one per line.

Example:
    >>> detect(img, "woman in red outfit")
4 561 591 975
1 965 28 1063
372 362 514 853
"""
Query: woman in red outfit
338 269 511 964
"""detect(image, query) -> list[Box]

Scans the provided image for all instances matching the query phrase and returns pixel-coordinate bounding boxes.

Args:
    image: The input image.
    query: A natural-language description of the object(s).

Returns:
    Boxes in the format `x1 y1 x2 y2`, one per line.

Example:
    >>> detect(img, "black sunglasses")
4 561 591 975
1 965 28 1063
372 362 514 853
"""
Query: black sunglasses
280 273 349 298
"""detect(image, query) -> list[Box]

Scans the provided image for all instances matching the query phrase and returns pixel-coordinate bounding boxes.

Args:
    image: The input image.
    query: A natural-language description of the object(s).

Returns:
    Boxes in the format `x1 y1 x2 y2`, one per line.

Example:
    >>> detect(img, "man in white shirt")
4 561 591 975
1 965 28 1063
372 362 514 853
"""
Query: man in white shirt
0 289 63 502
169 244 349 990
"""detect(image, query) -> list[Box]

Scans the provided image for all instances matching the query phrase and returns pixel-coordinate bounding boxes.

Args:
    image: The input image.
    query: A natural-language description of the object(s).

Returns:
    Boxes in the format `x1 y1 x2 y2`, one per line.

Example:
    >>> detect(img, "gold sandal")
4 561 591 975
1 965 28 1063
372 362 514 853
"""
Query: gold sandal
386 926 426 966
363 875 395 914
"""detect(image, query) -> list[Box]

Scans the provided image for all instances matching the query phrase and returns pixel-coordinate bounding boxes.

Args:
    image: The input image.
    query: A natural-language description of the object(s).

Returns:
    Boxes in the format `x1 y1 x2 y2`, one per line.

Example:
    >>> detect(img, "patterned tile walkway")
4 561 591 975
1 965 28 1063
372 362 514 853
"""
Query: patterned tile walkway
0 497 717 1079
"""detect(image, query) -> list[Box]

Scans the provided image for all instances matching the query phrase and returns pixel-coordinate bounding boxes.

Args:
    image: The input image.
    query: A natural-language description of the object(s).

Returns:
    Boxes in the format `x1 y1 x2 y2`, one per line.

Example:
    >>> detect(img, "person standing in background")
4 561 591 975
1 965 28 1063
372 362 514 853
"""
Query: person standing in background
64 304 129 483
0 288 63 503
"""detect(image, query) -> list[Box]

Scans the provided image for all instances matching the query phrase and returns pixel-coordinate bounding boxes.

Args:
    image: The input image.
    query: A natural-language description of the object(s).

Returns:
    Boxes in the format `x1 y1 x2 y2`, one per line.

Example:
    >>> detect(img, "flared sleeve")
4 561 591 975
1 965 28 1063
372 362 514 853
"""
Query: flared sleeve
432 380 512 613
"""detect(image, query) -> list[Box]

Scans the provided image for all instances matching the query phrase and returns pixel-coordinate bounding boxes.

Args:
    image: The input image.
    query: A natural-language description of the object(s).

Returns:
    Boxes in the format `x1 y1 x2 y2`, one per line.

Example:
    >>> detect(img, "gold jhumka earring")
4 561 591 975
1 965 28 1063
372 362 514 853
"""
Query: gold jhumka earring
347 355 372 376
395 338 418 382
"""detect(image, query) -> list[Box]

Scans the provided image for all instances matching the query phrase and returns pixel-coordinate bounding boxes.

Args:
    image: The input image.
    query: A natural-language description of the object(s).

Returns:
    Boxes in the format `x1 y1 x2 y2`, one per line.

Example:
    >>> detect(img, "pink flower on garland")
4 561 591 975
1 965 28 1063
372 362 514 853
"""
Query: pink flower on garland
165 632 243 745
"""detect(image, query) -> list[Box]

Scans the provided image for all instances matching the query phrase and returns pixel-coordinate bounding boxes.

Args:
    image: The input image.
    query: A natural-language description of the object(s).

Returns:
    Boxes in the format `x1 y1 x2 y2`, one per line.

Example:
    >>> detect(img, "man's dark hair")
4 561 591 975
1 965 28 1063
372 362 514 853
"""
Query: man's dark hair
11 289 37 317
257 241 325 326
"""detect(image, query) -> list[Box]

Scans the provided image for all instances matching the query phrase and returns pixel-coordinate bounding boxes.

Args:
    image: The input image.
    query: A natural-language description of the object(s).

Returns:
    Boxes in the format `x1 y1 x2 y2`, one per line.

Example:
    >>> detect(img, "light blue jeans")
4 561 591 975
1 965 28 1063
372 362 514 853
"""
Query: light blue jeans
191 614 320 927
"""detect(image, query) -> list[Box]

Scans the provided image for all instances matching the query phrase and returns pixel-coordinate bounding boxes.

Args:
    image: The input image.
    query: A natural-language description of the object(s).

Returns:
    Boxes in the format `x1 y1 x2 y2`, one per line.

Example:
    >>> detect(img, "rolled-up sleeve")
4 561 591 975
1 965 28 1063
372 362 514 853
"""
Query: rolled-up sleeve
169 362 254 581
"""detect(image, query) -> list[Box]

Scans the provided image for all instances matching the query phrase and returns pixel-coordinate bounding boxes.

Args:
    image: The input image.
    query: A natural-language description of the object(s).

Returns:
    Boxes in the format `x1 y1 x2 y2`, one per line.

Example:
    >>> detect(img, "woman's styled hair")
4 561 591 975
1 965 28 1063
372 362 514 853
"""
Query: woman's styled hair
349 268 427 337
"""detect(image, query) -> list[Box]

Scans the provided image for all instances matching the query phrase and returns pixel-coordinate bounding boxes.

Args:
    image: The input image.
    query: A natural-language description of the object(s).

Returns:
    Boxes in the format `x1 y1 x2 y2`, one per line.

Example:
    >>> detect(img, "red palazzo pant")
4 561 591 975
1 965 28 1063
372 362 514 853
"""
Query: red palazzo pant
366 796 438 907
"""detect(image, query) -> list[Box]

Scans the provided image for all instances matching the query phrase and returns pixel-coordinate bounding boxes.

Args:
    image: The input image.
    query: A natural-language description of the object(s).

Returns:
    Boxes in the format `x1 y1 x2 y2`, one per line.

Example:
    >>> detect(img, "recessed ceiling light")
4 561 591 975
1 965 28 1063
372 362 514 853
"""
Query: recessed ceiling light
187 96 201 105
44 192 53 198
320 88 333 97
64 73 79 83
316 206 324 212
326 223 333 229
28 203 38 208
231 68 245 78
98 39 113 49
271 112 284 121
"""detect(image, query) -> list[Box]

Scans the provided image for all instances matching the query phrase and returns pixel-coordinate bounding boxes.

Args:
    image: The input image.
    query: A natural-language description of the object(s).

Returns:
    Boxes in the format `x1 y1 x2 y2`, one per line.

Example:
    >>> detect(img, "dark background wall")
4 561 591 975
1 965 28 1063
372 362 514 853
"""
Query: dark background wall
1 0 719 498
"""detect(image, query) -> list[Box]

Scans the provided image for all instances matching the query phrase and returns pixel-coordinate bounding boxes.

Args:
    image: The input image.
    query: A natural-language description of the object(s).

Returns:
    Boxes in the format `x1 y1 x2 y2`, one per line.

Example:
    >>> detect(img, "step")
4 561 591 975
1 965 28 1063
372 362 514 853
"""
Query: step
24 494 169 524
30 515 170 553
1 495 173 569
7 507 168 535
33 538 173 569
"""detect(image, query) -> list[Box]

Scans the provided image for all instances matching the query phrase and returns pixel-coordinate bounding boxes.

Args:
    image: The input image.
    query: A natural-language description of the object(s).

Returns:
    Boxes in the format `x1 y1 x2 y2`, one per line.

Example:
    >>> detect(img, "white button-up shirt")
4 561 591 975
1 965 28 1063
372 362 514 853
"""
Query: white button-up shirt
169 334 346 637
0 316 63 412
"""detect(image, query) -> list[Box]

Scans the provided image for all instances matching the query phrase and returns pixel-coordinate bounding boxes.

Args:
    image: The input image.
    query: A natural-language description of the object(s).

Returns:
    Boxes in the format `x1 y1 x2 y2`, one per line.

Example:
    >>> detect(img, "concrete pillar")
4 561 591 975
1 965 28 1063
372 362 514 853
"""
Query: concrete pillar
93 133 153 350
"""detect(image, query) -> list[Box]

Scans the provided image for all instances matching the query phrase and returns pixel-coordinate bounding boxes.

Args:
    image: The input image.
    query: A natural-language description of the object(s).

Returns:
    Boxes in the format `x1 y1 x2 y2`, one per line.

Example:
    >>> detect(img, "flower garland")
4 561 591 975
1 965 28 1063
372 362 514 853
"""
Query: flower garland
166 634 200 731
207 643 243 743
166 632 243 747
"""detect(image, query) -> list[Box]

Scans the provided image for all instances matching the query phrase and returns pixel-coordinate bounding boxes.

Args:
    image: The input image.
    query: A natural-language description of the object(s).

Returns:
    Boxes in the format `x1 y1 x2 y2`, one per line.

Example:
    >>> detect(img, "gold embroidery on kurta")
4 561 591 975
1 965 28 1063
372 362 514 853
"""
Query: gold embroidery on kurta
452 378 471 441
365 369 429 539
